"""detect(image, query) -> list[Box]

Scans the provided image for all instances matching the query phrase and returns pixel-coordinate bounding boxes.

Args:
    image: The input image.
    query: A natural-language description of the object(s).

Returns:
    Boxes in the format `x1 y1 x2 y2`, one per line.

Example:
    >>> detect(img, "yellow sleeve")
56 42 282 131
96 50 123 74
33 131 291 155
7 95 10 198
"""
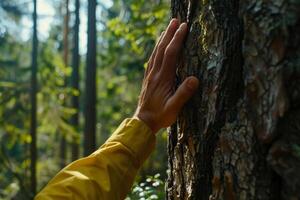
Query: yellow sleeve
35 118 156 200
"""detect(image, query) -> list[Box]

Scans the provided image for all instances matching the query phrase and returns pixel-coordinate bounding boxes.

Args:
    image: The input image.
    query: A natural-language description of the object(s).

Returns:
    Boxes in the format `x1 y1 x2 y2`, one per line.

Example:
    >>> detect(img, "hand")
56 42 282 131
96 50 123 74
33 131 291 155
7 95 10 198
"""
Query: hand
134 19 199 134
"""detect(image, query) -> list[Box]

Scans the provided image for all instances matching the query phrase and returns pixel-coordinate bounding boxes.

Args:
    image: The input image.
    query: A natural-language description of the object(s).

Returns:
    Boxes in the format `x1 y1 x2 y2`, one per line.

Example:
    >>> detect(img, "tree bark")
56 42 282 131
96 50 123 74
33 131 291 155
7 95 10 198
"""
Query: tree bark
167 0 300 199
71 0 80 161
30 0 38 195
84 0 97 156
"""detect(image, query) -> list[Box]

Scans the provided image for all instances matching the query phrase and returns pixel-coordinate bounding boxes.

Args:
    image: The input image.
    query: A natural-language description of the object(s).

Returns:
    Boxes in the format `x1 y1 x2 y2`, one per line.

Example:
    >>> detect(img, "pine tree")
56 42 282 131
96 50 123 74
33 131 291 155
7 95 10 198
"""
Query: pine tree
84 0 97 156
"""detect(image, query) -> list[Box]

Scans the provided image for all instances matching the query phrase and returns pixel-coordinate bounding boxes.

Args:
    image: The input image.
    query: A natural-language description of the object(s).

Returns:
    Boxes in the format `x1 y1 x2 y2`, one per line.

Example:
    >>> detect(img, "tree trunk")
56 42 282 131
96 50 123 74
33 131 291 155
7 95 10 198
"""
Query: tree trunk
167 1 300 200
71 0 80 161
60 0 70 169
30 0 38 195
84 0 97 156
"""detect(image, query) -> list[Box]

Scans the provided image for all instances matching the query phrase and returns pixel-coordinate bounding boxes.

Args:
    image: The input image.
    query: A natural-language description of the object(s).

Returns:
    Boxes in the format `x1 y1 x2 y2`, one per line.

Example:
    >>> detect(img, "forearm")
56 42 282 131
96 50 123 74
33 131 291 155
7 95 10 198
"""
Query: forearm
35 118 156 200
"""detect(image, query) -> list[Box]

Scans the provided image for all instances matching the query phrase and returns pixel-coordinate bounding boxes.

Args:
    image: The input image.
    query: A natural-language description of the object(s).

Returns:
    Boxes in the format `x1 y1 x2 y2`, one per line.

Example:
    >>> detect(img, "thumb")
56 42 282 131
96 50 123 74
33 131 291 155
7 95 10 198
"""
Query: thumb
167 76 199 114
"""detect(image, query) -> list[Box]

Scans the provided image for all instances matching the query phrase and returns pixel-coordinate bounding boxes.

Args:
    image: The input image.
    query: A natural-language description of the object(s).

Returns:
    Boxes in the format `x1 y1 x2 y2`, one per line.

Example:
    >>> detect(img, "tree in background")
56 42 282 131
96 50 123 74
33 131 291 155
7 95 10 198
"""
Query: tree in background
84 0 97 156
1 0 78 198
0 0 171 198
59 0 70 168
167 0 300 199
0 1 33 198
70 0 80 161
30 0 38 195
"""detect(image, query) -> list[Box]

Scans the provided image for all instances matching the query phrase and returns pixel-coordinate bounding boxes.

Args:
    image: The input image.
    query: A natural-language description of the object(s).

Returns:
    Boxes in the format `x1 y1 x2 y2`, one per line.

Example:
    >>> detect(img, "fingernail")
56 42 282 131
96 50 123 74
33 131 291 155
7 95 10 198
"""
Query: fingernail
179 23 187 31
170 18 179 26
187 77 199 90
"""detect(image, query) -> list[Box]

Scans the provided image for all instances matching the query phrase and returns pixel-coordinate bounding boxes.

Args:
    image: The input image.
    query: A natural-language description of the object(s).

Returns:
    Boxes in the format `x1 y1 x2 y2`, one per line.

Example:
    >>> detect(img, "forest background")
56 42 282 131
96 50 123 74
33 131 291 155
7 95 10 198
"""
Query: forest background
0 0 169 199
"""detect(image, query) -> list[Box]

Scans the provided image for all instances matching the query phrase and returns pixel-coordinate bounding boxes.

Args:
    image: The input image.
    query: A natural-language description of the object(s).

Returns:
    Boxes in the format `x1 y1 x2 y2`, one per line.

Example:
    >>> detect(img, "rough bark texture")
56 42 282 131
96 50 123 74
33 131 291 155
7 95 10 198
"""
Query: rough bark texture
167 0 300 200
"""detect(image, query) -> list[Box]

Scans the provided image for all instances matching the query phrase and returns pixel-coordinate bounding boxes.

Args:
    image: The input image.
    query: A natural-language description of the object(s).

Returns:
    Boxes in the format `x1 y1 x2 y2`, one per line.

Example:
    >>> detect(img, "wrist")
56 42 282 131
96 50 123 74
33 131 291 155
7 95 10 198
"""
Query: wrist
133 110 159 134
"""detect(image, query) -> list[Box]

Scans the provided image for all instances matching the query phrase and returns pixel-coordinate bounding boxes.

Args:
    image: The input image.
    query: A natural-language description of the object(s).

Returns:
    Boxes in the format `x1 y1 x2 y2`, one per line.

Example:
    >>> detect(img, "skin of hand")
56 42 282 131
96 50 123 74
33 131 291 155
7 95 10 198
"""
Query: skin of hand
134 18 199 134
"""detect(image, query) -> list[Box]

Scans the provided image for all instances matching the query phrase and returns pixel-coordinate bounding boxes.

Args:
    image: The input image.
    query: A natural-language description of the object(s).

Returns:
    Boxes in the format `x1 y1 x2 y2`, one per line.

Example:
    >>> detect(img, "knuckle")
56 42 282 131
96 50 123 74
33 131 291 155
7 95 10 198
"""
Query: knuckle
165 46 176 57
152 74 160 83
147 73 158 84
158 41 167 50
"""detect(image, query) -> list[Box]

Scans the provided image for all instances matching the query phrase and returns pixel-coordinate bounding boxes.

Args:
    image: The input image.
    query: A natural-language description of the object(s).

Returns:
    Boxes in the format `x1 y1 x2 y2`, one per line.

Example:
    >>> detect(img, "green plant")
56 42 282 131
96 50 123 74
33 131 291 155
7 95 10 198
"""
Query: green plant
126 173 165 200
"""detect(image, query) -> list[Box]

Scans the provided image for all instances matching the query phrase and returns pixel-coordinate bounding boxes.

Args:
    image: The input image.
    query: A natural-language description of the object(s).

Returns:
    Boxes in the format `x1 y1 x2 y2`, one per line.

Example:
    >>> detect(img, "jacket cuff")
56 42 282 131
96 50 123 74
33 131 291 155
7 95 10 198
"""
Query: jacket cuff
107 118 156 167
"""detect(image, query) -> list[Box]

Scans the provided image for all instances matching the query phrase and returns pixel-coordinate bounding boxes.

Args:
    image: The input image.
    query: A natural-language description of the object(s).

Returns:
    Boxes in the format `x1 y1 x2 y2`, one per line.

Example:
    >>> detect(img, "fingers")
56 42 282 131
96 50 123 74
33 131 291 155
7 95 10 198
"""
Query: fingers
160 23 188 78
145 31 165 78
166 76 199 115
150 19 179 77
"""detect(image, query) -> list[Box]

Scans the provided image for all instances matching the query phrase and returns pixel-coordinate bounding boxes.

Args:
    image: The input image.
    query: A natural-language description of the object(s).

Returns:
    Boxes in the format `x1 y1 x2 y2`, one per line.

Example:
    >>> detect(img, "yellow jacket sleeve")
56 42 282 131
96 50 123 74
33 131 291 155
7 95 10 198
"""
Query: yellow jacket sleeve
35 118 156 200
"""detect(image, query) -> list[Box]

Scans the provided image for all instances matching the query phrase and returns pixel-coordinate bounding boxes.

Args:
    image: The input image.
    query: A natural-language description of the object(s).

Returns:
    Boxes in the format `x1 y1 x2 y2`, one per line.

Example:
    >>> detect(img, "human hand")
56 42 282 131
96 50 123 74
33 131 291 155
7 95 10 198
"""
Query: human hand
134 19 199 134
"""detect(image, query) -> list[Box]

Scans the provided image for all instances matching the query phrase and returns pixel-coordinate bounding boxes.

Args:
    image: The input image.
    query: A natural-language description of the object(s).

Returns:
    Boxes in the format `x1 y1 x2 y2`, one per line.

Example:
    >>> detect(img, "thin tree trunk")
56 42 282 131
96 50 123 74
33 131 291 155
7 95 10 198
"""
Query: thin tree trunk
63 0 69 68
71 0 80 161
30 0 38 195
60 0 70 168
84 0 97 156
167 0 300 199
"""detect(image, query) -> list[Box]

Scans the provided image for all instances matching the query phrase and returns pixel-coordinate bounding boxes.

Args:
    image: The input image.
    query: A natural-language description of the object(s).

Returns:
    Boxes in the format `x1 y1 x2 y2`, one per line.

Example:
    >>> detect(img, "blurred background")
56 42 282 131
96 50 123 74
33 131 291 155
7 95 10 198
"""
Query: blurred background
0 0 170 199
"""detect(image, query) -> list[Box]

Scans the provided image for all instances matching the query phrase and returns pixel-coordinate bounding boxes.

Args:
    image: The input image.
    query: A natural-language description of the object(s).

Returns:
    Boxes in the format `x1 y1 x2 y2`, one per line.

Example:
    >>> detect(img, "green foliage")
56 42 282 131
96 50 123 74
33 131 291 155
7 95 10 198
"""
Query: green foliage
0 0 169 198
97 0 168 142
34 23 80 189
0 22 32 198
126 174 165 200
38 36 77 140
